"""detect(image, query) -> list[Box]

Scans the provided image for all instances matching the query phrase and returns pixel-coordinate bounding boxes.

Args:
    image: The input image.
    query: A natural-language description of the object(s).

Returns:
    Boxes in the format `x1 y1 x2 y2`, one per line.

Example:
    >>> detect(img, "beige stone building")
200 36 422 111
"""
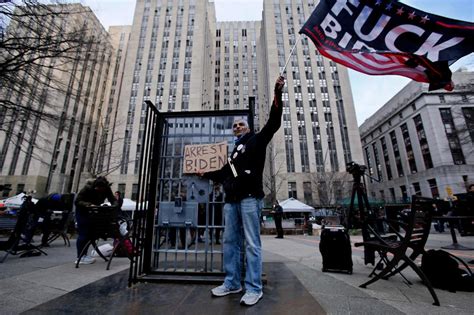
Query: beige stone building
360 70 474 202
106 0 363 206
1 0 363 206
0 4 114 197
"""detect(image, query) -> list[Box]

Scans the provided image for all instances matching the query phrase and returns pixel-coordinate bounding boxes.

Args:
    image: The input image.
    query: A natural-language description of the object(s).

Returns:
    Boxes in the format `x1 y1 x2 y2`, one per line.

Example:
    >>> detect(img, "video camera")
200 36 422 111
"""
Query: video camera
346 161 367 176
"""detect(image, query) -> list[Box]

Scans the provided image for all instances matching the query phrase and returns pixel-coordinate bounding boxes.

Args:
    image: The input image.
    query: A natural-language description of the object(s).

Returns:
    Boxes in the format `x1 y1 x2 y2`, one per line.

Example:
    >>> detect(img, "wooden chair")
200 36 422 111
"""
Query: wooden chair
75 206 118 268
355 196 440 306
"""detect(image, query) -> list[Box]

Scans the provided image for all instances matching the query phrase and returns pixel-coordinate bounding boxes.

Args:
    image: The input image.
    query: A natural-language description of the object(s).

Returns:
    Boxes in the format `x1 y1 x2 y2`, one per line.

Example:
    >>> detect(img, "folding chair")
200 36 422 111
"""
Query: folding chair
355 196 440 306
0 205 47 263
75 206 117 268
44 209 74 247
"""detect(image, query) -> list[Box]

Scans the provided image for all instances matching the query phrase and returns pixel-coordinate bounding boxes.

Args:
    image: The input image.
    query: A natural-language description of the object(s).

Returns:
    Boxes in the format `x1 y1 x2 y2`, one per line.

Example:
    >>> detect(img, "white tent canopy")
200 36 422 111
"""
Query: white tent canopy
121 198 137 211
279 198 314 213
1 193 38 209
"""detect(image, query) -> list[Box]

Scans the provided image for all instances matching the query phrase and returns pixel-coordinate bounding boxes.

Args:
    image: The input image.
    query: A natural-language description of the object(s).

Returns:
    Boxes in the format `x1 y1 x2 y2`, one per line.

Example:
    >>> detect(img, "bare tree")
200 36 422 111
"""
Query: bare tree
87 116 128 178
263 143 286 204
311 169 351 207
310 146 352 207
0 1 110 168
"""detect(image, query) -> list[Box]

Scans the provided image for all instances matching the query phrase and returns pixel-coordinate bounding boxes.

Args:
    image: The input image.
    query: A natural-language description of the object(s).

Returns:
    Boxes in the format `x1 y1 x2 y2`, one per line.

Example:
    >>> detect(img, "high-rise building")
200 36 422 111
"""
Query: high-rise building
106 0 363 206
0 4 114 196
258 0 363 205
0 0 363 205
359 70 474 202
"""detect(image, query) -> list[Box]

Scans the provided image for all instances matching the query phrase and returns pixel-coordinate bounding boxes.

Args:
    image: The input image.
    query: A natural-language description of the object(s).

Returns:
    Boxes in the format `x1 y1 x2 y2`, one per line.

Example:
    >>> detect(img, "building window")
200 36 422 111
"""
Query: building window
413 114 433 169
439 108 465 165
439 95 446 103
400 185 408 202
390 131 404 177
380 137 392 180
372 143 382 181
413 182 421 196
364 147 374 182
389 188 396 202
427 178 439 198
131 184 139 201
118 183 126 197
400 123 417 173
288 182 297 199
462 107 474 143
16 184 25 195
303 181 313 205
2 184 11 198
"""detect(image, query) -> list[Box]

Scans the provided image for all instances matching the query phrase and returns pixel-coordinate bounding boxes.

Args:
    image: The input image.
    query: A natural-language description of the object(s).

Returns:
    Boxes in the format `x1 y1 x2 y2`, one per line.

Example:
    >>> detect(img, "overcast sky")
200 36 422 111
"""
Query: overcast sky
82 0 474 125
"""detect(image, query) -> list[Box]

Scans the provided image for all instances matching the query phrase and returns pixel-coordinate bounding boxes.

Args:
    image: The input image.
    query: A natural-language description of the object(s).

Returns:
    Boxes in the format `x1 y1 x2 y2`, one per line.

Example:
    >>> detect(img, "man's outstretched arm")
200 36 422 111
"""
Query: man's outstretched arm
260 76 285 140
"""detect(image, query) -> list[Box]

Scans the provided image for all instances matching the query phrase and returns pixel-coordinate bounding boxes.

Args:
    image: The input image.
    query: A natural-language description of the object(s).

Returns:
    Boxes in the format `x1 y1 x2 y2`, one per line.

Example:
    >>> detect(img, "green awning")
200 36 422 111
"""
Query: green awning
338 197 385 206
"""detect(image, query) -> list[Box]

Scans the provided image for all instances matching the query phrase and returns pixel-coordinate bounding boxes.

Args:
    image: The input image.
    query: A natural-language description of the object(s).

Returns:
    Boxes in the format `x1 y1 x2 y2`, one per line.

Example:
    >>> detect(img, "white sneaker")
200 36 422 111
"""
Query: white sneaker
240 291 263 306
75 255 96 265
211 284 242 297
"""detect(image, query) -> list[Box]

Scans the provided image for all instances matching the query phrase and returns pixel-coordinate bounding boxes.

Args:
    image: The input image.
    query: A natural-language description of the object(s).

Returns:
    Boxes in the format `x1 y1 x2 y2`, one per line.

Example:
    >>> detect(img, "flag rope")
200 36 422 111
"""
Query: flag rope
280 33 301 76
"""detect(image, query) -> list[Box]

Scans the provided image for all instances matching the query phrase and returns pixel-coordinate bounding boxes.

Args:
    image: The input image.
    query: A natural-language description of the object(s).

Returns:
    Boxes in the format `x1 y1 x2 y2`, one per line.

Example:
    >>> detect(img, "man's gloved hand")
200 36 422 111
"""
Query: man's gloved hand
274 75 285 93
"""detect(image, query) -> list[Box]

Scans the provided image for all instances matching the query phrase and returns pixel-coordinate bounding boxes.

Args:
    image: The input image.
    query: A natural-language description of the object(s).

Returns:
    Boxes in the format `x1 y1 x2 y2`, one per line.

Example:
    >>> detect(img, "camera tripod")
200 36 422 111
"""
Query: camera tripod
346 164 376 265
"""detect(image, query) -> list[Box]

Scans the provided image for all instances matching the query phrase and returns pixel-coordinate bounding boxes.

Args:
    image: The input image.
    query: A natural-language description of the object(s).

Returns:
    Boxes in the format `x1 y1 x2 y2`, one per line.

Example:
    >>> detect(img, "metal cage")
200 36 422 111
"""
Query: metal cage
129 101 253 284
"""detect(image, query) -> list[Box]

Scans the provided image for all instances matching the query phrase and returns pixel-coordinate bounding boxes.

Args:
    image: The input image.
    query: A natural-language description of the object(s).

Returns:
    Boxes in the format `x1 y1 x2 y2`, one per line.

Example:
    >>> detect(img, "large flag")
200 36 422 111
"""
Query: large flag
299 0 474 91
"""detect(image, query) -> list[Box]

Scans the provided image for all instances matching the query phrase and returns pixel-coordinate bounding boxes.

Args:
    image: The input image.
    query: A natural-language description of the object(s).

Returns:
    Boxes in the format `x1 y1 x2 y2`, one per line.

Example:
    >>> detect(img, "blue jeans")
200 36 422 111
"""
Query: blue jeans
223 197 263 293
75 210 91 257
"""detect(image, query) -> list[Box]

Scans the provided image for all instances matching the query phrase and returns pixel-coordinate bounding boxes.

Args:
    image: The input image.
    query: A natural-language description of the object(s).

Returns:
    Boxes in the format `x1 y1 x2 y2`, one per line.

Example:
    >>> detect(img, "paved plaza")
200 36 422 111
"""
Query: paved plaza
0 229 473 314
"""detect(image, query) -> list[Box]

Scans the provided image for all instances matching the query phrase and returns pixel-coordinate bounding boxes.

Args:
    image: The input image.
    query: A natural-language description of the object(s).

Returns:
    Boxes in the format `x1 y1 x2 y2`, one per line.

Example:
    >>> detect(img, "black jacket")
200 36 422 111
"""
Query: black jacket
75 182 117 214
204 92 283 202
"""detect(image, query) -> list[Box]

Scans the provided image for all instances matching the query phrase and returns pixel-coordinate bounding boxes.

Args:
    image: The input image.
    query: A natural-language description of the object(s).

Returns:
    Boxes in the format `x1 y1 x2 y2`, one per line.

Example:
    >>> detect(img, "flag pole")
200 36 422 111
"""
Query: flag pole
280 33 302 76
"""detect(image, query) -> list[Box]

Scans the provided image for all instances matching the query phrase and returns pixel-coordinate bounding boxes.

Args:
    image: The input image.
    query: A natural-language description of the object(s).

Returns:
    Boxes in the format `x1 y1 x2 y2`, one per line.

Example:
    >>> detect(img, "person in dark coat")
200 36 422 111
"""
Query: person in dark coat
201 76 285 306
74 177 117 264
272 201 284 238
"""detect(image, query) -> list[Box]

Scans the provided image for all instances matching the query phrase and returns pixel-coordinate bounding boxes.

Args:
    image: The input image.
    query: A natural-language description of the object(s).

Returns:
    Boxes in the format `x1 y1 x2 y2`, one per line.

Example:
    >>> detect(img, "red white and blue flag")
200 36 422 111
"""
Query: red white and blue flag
299 0 474 91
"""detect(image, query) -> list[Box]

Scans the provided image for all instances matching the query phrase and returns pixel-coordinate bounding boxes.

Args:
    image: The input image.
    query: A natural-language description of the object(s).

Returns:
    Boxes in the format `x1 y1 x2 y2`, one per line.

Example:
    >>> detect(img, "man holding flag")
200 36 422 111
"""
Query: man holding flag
200 76 285 307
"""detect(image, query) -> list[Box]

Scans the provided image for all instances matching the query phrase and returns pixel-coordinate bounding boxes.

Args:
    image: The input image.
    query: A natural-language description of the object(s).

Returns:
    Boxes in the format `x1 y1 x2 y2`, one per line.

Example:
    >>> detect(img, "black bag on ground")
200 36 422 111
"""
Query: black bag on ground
421 249 474 292
319 226 353 274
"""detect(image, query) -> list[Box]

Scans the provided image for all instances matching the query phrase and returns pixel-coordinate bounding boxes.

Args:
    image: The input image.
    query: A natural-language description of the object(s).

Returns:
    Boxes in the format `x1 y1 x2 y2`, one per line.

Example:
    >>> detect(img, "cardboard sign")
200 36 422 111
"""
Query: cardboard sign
183 141 227 173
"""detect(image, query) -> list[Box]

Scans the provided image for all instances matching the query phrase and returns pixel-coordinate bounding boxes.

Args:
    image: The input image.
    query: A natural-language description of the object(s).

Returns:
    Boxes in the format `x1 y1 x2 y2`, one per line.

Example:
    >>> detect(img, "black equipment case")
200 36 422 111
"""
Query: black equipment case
319 226 353 274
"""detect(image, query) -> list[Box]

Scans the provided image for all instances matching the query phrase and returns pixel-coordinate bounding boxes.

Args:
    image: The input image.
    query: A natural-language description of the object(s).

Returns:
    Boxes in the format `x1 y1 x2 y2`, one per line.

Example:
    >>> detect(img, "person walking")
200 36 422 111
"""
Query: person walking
200 75 285 306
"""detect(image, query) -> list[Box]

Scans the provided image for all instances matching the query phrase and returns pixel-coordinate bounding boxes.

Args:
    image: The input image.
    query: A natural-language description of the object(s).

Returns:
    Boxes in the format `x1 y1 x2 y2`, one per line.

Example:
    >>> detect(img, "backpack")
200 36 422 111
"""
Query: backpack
113 238 136 257
421 249 474 292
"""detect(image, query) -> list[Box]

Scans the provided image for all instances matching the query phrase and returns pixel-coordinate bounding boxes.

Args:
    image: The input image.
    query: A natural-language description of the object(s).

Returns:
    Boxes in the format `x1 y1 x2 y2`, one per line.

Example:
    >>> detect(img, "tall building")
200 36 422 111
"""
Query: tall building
359 70 474 202
0 4 114 197
258 0 363 205
0 0 362 205
105 0 216 197
106 0 363 206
